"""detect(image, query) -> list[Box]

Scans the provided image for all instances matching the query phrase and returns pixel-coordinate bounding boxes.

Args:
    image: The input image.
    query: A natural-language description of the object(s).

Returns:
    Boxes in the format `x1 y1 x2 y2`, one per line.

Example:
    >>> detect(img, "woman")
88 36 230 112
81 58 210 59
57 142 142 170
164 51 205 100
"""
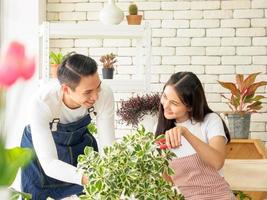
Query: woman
156 72 235 200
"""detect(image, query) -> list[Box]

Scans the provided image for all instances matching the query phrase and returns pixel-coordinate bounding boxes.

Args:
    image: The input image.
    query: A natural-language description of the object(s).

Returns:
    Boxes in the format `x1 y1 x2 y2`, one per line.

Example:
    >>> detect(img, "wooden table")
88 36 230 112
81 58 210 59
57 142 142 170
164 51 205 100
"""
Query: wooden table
224 139 267 200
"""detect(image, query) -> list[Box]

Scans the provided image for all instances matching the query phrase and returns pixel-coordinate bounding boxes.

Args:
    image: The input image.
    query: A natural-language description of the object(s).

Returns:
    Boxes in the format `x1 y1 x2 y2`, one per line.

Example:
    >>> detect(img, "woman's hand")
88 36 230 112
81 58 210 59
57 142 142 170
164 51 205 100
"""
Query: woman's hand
165 126 186 149
81 174 89 185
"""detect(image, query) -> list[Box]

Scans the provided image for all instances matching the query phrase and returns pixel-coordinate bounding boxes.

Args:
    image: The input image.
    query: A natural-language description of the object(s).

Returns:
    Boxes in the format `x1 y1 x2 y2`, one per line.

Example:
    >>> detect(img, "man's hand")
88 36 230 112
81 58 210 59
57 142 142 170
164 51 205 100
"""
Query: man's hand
81 174 89 185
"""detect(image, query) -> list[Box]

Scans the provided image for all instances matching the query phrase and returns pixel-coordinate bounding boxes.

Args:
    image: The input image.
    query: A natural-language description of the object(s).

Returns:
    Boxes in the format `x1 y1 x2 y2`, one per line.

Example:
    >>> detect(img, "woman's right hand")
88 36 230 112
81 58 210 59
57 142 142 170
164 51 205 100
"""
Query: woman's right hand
165 126 185 149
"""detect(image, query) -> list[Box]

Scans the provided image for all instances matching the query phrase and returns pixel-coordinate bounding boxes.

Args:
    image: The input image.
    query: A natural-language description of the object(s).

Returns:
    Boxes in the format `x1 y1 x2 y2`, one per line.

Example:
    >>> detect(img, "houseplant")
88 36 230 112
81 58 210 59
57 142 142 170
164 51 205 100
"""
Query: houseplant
49 51 65 78
126 3 142 25
218 72 267 138
117 93 160 131
77 126 184 200
100 53 117 79
0 41 34 199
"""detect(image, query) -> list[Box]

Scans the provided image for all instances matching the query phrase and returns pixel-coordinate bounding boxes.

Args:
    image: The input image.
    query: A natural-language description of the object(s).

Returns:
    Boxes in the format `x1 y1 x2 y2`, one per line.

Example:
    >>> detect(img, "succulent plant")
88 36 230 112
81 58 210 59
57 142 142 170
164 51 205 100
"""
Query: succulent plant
99 53 117 69
128 3 138 15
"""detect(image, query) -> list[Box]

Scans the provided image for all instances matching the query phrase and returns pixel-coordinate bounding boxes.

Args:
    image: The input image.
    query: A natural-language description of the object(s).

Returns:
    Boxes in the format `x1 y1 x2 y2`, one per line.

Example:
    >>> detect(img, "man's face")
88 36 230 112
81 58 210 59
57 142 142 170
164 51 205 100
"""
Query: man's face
67 72 101 108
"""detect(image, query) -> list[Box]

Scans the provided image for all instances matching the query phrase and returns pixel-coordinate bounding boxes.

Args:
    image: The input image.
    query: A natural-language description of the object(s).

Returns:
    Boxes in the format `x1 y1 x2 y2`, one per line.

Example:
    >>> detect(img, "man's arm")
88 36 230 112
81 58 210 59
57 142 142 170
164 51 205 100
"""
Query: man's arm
96 84 115 153
30 98 83 185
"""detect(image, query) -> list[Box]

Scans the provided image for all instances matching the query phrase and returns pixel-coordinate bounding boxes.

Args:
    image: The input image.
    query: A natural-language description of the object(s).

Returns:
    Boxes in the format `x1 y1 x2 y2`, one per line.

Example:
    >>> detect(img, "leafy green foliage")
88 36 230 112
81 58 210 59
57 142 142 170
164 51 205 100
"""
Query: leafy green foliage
128 4 138 15
87 122 97 135
49 51 65 65
9 188 32 200
0 137 33 186
78 126 183 200
218 72 267 114
233 190 252 200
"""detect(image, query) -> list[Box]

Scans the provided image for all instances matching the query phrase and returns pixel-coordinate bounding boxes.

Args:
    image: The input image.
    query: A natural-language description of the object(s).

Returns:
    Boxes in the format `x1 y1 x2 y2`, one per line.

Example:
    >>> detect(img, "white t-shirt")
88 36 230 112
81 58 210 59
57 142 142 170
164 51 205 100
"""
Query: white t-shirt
28 81 115 186
171 113 227 158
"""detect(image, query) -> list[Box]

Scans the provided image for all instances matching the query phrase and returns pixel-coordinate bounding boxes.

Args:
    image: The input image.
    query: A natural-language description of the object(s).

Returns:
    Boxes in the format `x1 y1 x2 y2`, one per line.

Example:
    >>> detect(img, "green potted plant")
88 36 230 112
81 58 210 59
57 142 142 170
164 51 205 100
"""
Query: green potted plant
0 138 33 200
0 41 34 200
49 51 65 78
126 3 142 25
218 72 267 138
117 93 160 131
77 126 184 200
100 53 117 79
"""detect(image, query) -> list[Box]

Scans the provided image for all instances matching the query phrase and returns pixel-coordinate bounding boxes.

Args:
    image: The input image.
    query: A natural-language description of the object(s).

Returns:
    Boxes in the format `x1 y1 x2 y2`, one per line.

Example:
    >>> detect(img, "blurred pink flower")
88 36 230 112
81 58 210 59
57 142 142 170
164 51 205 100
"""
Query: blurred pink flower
0 41 35 87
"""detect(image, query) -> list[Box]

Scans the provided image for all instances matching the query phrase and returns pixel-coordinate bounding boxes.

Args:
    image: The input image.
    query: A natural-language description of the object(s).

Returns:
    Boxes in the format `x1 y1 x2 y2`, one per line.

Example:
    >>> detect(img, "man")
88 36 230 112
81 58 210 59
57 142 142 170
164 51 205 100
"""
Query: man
21 53 115 199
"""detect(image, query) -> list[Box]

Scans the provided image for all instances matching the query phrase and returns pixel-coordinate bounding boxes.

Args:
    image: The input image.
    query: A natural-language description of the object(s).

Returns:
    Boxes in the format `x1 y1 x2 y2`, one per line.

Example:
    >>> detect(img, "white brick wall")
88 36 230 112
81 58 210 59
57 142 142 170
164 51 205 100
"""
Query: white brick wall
47 0 267 144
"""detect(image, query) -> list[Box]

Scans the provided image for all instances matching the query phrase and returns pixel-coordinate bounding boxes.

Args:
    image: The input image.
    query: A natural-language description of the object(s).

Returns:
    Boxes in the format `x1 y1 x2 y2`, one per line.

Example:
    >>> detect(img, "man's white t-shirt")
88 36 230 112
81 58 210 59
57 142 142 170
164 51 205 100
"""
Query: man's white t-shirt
28 81 115 186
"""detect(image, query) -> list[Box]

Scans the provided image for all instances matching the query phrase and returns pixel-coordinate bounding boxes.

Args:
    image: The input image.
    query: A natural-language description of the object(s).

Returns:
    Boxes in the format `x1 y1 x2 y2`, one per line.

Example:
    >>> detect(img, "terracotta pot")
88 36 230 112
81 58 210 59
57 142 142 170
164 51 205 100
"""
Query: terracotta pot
50 64 59 78
126 15 142 25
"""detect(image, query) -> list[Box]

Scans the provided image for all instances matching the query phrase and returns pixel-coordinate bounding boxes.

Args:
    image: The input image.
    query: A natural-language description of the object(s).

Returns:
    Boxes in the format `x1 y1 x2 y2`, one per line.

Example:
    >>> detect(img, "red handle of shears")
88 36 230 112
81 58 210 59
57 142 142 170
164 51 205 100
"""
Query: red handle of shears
155 138 168 150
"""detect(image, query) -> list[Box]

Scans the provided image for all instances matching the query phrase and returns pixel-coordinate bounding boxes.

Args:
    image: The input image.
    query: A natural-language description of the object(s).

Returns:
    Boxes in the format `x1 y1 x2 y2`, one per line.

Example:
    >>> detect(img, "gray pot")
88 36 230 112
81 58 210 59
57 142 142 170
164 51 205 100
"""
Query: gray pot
226 113 251 139
102 68 114 79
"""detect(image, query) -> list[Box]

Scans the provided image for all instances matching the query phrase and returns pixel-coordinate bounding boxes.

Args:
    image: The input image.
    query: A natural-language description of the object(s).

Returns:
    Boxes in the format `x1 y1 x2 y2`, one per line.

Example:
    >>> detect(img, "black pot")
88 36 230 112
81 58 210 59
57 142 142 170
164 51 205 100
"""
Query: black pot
102 68 114 79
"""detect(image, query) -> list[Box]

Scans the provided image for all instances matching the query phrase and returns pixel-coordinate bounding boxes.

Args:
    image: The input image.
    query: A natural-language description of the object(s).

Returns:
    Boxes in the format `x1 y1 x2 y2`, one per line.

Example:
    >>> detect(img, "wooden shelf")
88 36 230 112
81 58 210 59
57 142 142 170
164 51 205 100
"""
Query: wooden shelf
224 139 267 200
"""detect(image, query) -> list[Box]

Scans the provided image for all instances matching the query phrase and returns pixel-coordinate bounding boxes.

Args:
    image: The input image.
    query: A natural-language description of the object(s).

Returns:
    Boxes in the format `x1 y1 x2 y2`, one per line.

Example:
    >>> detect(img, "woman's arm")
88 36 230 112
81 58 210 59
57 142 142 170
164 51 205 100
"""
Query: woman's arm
165 126 226 170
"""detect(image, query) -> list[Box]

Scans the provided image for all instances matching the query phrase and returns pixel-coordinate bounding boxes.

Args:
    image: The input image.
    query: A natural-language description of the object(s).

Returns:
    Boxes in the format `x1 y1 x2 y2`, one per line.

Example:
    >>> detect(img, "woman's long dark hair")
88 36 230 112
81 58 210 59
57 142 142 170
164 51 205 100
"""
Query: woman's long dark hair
155 72 230 143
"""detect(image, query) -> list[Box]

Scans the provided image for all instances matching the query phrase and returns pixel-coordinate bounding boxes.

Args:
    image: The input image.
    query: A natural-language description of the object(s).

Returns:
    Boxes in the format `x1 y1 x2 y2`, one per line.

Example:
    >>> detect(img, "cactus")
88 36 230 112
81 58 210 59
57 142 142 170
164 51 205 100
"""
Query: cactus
128 3 138 15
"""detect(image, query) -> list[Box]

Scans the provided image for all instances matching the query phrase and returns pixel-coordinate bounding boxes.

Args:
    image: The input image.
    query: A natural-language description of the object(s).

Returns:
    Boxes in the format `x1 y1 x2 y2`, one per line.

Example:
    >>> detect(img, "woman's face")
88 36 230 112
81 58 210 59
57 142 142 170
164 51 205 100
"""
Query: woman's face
161 85 190 122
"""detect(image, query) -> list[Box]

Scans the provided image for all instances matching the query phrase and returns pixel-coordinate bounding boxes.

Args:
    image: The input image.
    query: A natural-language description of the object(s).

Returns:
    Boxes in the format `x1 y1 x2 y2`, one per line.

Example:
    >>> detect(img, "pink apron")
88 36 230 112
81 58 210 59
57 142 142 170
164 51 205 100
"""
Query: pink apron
169 119 236 200
170 153 236 200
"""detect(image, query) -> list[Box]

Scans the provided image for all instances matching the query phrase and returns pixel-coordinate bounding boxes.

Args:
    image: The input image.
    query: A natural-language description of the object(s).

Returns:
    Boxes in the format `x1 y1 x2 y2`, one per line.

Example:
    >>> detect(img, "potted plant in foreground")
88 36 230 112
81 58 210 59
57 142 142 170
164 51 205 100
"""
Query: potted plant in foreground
49 51 65 78
0 41 34 199
78 126 184 200
218 72 267 139
100 53 117 79
117 93 160 132
126 3 142 25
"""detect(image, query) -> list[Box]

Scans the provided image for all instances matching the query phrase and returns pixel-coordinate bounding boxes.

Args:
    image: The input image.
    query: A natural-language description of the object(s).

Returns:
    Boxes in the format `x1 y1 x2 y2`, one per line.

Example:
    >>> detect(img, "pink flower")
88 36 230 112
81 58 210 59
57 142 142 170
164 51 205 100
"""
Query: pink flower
0 41 35 87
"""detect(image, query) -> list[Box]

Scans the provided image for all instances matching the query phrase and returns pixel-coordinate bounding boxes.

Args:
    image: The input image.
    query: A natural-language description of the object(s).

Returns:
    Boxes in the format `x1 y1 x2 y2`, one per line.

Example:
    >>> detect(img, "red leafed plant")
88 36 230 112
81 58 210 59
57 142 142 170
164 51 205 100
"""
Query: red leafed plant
99 53 117 69
117 93 160 126
218 72 267 114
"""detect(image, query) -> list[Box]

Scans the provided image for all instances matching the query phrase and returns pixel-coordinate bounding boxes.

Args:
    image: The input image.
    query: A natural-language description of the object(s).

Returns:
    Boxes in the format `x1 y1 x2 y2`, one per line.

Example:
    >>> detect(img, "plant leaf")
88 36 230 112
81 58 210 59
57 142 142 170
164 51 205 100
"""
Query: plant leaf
236 74 244 91
242 72 261 93
245 81 267 96
0 147 33 186
218 81 239 97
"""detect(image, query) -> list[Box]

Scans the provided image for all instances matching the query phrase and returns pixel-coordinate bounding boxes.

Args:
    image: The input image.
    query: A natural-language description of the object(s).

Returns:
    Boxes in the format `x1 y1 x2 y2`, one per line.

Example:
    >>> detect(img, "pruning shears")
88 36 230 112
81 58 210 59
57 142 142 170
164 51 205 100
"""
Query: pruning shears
155 137 168 150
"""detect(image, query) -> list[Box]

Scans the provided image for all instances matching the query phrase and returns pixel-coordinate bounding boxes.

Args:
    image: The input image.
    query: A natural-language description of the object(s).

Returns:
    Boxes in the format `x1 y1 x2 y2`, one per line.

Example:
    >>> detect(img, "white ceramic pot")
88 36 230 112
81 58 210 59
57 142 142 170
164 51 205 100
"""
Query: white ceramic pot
99 0 124 25
139 114 158 133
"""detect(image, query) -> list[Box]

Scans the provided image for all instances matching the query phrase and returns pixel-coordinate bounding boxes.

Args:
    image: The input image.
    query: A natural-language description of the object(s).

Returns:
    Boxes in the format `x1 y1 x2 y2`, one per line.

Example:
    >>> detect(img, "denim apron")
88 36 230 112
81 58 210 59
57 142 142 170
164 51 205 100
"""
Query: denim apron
20 107 98 200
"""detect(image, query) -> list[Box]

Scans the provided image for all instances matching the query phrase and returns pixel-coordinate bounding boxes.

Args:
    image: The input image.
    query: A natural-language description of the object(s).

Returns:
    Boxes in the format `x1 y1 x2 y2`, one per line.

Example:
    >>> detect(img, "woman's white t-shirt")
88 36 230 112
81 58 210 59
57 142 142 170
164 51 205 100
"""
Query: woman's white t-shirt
171 113 227 175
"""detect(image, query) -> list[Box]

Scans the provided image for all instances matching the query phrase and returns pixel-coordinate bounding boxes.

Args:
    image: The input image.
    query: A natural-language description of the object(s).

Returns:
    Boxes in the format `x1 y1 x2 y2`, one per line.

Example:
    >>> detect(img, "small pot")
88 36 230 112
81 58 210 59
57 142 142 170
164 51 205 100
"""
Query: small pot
102 68 114 79
126 15 142 25
50 64 59 78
